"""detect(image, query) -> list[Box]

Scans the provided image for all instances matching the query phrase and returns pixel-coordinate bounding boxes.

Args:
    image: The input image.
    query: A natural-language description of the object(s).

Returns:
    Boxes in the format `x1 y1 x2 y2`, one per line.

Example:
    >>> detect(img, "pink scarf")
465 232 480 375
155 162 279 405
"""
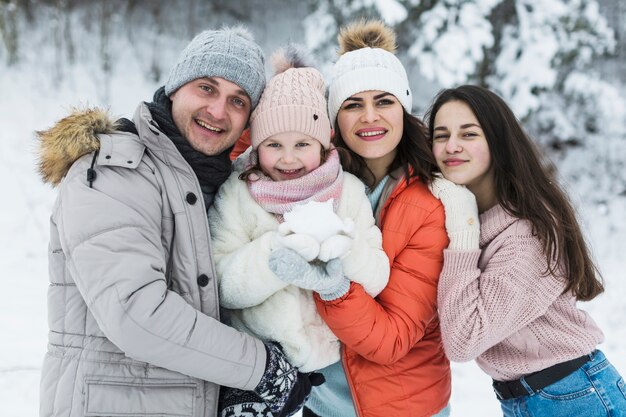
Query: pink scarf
246 148 344 217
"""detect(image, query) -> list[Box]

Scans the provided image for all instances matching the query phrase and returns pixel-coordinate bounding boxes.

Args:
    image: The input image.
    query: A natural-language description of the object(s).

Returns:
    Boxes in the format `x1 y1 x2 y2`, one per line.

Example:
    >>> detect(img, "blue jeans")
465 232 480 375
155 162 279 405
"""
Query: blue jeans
499 350 626 417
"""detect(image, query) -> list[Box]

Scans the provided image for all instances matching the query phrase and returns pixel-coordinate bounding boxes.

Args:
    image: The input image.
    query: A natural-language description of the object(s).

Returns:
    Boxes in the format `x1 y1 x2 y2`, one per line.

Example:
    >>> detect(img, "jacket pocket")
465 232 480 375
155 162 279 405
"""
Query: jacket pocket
84 376 197 416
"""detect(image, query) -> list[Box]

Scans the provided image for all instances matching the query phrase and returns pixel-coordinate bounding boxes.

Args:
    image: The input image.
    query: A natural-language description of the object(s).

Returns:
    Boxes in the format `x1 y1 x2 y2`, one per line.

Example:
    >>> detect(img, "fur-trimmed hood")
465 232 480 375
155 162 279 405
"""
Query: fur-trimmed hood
37 108 118 186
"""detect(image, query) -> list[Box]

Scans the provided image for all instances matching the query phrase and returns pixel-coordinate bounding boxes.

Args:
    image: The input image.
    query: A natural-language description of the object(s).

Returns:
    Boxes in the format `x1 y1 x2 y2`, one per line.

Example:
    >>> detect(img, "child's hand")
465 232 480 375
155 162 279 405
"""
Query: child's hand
318 218 357 261
341 218 357 239
269 248 350 301
318 235 353 262
272 223 320 261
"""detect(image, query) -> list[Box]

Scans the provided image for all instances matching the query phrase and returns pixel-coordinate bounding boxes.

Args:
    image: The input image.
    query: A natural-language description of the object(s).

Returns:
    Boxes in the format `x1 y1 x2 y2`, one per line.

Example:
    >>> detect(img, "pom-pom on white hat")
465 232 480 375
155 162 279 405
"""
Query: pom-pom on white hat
327 20 412 124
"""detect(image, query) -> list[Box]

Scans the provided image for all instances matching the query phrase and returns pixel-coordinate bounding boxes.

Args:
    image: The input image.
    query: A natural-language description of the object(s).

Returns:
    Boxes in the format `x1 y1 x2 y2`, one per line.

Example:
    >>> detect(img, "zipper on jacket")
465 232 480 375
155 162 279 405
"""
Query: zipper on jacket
341 344 363 417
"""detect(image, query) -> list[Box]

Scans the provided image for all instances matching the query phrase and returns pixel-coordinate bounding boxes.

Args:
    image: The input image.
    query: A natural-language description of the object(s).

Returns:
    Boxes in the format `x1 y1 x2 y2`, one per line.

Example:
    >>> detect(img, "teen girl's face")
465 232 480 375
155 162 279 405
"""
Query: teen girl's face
257 131 323 181
431 100 494 196
336 90 403 169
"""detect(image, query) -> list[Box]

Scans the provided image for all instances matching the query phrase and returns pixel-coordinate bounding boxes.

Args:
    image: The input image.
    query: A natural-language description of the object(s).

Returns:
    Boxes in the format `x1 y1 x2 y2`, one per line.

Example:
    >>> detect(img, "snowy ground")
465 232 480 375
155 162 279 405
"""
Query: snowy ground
2 55 624 417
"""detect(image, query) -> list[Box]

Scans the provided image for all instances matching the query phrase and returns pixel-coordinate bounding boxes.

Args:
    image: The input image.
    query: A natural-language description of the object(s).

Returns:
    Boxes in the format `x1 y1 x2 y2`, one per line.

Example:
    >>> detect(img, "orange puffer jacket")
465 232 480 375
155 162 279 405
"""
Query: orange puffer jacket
315 175 451 417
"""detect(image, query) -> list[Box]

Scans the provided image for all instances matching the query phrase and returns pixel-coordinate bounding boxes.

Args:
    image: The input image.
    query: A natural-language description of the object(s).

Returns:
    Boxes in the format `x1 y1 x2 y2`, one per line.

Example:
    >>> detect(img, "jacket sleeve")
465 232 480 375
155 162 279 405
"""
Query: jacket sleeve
437 225 566 362
208 175 289 309
57 157 265 390
315 193 448 365
341 184 389 297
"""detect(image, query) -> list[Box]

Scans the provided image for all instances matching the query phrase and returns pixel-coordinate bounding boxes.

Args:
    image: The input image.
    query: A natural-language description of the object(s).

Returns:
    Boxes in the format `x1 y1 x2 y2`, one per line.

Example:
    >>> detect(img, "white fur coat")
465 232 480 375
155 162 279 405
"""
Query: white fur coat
208 171 389 372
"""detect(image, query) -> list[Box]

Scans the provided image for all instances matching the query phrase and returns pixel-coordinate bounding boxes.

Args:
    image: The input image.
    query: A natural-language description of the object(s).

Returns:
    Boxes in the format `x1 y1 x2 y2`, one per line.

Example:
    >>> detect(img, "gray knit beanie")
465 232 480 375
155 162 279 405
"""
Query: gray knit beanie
164 26 266 108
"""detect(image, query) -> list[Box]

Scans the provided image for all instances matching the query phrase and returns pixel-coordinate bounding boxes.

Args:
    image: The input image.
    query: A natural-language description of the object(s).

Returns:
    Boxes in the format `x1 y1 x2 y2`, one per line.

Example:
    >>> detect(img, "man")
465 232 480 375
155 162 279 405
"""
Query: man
37 27 313 417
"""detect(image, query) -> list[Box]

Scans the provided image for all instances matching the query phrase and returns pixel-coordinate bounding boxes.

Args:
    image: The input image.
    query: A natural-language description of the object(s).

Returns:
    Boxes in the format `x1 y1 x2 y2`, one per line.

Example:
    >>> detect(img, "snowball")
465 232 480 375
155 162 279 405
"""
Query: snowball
283 200 347 242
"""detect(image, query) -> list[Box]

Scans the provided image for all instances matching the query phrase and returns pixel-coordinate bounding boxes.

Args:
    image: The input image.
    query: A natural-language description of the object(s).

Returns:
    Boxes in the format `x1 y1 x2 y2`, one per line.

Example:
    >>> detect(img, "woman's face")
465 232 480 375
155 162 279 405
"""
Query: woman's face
431 100 494 196
336 90 403 168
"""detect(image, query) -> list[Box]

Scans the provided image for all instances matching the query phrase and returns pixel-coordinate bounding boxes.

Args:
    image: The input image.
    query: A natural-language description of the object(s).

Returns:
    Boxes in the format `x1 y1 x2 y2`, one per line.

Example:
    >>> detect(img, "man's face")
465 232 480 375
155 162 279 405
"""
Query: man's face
170 77 252 156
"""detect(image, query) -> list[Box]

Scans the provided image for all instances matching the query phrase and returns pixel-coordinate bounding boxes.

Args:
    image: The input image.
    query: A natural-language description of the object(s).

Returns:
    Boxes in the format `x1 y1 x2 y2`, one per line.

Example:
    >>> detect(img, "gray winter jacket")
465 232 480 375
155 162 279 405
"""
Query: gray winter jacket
37 103 266 417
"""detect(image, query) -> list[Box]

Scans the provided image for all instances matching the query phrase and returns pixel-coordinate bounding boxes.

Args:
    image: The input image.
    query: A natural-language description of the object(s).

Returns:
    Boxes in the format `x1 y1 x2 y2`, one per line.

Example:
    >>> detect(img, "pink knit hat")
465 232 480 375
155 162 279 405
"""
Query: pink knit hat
250 45 332 149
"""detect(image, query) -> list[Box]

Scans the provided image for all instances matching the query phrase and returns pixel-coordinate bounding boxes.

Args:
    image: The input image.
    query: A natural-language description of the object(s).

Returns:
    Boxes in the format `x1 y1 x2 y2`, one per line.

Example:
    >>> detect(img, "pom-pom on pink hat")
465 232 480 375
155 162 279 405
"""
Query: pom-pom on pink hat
250 44 332 149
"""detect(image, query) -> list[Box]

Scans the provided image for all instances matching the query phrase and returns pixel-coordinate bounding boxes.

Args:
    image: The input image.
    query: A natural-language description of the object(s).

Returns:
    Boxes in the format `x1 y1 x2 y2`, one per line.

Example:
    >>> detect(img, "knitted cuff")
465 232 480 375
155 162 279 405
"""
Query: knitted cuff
448 229 480 251
319 277 351 301
219 387 269 417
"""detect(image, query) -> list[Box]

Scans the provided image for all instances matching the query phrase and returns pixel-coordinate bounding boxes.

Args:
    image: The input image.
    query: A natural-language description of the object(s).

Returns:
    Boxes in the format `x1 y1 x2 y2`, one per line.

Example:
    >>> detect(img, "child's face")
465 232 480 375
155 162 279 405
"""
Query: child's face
431 100 494 196
257 132 323 181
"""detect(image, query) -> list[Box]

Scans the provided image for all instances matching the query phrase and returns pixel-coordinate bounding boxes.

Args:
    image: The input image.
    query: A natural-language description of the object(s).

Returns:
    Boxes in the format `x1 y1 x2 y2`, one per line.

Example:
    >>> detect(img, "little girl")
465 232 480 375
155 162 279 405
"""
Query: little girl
427 85 625 416
209 46 389 417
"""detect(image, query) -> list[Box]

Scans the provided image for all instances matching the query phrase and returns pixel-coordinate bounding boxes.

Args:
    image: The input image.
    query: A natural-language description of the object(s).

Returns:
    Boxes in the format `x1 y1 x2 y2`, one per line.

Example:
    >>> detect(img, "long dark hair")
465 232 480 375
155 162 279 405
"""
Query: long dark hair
333 109 438 188
426 85 603 301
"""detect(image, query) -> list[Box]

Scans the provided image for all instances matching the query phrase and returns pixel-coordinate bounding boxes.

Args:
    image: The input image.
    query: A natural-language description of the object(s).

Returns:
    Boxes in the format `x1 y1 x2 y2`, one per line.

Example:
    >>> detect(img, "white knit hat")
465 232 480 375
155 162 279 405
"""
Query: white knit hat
250 45 331 149
327 20 412 124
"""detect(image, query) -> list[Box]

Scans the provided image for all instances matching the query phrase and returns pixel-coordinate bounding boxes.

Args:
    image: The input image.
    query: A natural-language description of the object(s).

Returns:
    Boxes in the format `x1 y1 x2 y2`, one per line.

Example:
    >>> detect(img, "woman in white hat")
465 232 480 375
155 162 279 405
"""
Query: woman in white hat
269 20 452 417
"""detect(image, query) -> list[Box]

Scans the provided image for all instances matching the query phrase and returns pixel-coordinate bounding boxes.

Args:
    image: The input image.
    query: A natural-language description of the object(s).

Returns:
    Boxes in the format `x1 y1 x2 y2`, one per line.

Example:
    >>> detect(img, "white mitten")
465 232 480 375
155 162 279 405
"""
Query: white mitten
318 218 357 262
341 218 357 239
272 225 321 262
318 235 353 262
429 176 480 250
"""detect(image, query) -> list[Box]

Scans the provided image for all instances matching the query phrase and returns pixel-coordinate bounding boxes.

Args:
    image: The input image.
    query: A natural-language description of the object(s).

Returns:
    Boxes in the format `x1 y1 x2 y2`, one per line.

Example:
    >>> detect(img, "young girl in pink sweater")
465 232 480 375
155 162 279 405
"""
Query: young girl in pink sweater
426 85 625 416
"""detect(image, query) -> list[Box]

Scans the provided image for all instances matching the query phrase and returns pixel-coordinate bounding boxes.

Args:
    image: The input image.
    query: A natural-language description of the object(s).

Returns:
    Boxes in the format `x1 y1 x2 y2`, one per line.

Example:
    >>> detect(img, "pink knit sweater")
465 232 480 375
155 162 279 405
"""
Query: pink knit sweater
438 204 604 381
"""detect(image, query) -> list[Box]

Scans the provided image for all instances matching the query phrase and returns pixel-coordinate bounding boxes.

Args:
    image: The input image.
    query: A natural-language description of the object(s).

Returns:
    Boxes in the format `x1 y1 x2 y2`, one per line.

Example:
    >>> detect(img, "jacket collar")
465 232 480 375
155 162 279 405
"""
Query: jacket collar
132 102 194 175
375 167 420 225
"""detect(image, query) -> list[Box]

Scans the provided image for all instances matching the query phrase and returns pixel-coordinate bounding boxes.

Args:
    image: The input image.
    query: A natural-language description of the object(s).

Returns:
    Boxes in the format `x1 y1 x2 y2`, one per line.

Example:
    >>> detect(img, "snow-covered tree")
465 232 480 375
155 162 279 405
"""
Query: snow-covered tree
304 0 625 201
1 0 624 200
